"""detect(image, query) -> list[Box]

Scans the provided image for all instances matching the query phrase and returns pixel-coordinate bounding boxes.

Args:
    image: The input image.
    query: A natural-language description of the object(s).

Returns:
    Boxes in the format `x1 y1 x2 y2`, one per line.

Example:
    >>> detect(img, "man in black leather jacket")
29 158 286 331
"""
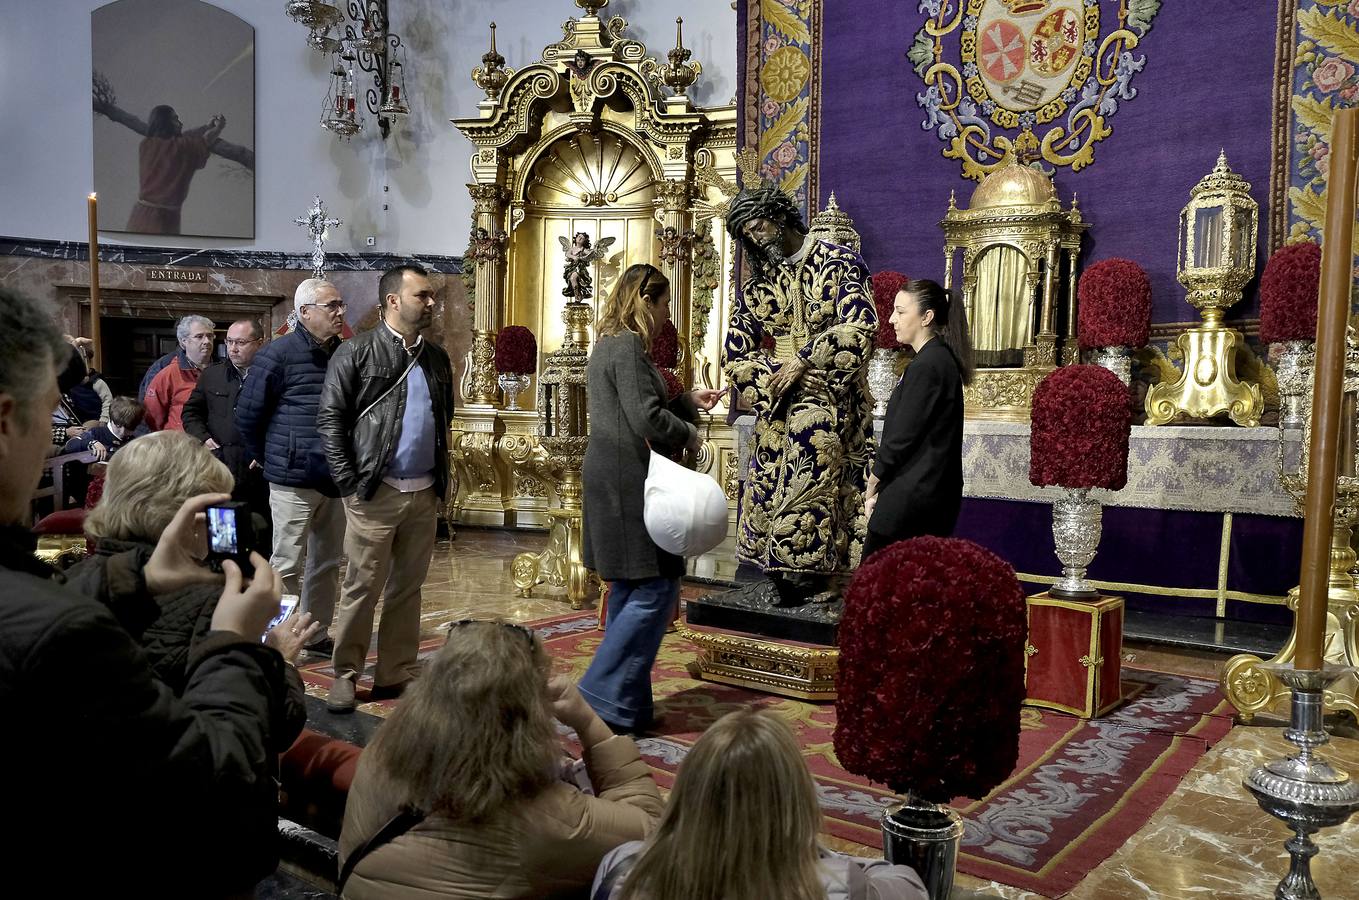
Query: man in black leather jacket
316 263 454 712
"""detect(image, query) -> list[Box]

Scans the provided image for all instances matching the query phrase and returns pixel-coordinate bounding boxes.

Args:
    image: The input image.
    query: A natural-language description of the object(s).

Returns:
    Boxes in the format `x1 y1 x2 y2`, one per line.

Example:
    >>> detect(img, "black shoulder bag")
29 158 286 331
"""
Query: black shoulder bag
336 807 426 894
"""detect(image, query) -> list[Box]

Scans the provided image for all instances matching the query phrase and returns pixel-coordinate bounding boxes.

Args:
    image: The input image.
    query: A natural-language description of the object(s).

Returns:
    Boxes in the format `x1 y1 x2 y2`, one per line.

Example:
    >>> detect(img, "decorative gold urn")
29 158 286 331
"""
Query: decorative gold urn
1145 152 1264 427
941 154 1087 421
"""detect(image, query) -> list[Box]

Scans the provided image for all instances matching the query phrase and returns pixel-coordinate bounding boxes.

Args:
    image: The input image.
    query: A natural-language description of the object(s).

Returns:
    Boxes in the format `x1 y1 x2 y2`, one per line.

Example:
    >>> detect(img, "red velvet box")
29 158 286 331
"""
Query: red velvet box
1023 592 1124 718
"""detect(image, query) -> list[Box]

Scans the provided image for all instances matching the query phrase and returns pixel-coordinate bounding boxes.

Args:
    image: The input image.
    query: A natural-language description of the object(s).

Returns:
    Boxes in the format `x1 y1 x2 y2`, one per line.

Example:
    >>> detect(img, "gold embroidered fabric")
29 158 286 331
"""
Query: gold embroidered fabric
723 241 876 574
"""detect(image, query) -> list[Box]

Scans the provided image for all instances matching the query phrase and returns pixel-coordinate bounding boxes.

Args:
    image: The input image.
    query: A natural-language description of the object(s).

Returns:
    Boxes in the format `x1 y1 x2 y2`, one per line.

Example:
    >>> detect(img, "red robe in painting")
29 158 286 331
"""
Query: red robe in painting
125 133 211 235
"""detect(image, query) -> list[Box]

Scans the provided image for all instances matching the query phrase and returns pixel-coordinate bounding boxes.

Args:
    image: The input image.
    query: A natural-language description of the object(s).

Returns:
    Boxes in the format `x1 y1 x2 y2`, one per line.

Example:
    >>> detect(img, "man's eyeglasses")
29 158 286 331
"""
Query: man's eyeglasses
446 619 536 644
225 338 261 348
304 301 347 314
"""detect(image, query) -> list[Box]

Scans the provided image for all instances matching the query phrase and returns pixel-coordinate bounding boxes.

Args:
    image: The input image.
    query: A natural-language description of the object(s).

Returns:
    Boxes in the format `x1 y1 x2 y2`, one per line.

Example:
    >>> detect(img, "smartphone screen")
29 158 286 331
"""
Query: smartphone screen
206 506 238 555
263 594 301 642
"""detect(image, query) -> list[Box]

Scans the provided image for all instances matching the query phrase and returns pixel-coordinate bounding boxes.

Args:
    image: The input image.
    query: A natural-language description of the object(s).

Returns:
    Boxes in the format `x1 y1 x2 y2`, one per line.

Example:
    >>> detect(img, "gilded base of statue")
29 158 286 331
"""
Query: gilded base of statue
677 622 839 700
1145 326 1263 427
1222 524 1359 721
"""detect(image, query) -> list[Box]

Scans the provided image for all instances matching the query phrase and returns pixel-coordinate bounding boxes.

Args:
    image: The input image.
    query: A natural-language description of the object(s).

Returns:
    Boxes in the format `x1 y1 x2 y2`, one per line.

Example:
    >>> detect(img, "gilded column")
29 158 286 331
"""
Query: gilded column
655 178 695 379
464 182 508 406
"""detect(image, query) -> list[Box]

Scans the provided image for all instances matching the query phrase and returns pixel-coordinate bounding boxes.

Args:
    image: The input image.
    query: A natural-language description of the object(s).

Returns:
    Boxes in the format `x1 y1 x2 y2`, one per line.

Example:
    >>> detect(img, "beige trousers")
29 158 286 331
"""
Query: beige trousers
332 483 438 686
268 484 345 632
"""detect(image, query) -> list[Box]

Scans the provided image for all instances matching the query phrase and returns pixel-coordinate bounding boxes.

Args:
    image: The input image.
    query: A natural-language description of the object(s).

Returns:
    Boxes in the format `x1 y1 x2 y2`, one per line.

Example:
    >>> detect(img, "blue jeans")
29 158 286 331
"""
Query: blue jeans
578 576 679 729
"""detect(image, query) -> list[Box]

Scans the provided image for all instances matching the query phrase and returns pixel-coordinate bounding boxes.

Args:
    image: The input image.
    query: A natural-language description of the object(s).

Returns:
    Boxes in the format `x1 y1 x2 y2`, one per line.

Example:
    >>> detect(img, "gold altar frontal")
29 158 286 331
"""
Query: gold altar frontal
677 623 839 702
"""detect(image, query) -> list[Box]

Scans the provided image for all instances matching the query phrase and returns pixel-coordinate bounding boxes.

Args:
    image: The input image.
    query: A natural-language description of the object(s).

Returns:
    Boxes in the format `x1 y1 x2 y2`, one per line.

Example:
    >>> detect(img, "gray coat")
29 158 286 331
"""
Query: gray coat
582 331 698 582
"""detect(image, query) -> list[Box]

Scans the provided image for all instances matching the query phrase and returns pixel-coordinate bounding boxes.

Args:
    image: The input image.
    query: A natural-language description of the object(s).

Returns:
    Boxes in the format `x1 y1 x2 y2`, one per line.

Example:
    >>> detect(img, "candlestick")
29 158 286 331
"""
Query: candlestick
1297 108 1358 671
87 192 103 372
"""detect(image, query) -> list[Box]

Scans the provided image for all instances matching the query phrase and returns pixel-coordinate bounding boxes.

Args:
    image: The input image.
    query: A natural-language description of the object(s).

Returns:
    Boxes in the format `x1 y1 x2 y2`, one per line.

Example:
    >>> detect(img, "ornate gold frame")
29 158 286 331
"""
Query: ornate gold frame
447 3 741 605
941 158 1087 421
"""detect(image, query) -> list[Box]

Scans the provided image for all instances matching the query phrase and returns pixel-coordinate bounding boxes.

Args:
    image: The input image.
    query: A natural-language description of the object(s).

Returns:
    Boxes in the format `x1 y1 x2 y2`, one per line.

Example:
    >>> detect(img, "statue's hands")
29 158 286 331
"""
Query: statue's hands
768 357 807 403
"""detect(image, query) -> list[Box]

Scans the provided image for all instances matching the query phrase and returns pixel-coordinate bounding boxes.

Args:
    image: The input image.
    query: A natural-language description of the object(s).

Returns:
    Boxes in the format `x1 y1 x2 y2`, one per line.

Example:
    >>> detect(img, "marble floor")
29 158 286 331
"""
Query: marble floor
325 528 1359 900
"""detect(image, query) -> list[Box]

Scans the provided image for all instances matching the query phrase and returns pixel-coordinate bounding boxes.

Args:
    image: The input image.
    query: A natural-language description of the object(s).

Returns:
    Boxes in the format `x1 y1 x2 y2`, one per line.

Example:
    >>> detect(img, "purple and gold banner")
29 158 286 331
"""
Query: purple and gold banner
740 0 1311 324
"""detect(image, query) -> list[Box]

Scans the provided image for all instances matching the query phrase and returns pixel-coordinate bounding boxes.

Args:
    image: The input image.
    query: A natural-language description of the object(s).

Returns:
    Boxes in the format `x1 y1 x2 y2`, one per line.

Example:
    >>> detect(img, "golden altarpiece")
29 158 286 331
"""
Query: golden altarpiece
446 2 741 606
941 156 1088 420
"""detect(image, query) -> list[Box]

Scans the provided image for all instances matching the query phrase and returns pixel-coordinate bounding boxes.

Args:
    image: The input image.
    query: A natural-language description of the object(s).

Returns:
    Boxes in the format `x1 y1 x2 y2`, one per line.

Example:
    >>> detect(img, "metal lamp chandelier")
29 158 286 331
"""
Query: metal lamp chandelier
287 0 410 139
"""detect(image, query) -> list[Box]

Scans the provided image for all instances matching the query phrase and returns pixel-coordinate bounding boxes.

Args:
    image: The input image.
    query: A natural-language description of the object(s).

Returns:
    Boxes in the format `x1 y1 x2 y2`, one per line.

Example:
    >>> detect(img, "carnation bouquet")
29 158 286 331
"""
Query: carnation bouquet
494 325 537 375
871 271 909 350
1076 258 1152 350
1258 241 1321 345
1029 365 1131 490
834 536 1026 802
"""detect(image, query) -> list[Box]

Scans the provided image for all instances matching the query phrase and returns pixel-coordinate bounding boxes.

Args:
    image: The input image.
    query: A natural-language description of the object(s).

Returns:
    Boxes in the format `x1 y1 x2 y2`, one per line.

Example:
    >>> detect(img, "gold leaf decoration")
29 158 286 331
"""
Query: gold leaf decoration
759 96 809 159
781 163 809 196
1297 8 1359 62
1293 94 1336 138
761 0 811 46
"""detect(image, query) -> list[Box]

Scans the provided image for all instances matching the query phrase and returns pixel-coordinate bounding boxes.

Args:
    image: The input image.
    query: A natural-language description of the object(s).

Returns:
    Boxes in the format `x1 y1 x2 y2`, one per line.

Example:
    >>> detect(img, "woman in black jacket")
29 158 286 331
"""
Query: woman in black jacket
863 279 975 562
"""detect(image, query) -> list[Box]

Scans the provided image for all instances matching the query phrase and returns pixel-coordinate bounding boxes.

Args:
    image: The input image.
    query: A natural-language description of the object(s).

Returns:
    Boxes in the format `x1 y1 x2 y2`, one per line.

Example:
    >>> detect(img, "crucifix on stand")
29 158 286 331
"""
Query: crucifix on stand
294 195 342 280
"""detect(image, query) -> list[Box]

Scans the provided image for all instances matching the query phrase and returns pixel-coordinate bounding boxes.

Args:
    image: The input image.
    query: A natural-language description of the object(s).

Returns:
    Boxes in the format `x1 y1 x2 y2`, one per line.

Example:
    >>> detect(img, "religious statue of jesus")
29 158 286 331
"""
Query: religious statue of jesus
723 184 876 604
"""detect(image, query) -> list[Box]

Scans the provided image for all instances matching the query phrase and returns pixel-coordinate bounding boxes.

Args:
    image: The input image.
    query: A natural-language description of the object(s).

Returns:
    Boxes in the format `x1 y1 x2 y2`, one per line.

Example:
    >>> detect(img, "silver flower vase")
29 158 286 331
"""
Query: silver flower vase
1274 340 1314 432
497 373 531 411
881 795 964 900
867 347 899 418
1090 345 1133 386
1050 487 1102 599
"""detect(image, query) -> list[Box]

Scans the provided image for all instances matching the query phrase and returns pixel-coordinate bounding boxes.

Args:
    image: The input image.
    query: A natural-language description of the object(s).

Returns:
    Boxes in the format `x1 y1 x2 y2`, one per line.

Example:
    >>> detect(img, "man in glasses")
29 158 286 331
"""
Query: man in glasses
183 317 271 538
144 314 215 431
237 279 349 658
318 263 453 712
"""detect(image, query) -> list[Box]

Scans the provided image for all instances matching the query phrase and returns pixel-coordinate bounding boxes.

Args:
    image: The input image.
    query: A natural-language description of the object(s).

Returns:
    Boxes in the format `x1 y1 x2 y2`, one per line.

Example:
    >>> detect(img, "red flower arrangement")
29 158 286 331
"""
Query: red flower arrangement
1029 365 1131 490
494 325 537 375
834 536 1026 801
1258 240 1321 345
759 332 776 354
650 319 680 369
659 367 684 402
1076 258 1152 350
872 270 909 350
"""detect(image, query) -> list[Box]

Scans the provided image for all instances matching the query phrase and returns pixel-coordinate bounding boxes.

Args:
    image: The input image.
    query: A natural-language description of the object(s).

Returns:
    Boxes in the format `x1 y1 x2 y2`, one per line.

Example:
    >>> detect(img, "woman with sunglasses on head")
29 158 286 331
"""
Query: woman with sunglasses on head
338 620 664 898
579 263 722 734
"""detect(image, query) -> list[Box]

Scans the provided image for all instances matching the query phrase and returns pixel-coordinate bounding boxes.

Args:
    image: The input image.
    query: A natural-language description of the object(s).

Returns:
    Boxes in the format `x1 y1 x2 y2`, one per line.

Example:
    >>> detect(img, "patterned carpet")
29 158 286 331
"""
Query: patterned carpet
298 610 1235 898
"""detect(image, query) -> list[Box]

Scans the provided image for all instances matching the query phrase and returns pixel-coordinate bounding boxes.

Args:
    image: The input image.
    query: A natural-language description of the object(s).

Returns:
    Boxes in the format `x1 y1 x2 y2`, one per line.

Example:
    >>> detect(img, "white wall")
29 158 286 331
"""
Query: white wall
0 0 736 256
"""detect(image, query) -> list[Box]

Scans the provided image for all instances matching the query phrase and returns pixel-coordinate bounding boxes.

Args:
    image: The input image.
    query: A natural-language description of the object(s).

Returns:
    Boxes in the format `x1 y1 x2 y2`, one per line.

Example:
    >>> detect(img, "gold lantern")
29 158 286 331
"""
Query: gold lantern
1145 152 1263 426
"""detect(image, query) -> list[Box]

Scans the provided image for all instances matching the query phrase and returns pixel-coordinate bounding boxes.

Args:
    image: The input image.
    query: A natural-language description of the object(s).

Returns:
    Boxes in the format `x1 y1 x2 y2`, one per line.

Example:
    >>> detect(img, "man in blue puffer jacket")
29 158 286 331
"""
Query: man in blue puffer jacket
236 279 347 654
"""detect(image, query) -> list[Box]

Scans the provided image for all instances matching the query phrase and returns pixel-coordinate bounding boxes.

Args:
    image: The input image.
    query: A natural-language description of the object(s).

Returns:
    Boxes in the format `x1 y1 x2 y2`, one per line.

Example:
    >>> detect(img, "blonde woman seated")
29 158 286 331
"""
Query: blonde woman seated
592 708 928 900
338 620 665 899
66 430 313 709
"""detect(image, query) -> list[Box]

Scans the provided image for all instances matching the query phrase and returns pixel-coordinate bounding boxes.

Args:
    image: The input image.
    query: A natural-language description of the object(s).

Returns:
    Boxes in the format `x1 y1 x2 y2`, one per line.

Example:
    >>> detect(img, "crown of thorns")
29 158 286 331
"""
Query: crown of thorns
725 184 807 238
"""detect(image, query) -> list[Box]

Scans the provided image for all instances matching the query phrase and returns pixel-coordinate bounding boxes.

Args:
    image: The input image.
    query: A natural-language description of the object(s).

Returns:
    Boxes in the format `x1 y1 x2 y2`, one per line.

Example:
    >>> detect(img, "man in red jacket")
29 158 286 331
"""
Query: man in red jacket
145 314 215 431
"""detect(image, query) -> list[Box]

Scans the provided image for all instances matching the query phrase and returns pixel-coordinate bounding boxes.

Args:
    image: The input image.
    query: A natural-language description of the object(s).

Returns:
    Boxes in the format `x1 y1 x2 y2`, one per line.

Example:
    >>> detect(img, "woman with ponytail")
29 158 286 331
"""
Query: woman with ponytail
862 279 974 561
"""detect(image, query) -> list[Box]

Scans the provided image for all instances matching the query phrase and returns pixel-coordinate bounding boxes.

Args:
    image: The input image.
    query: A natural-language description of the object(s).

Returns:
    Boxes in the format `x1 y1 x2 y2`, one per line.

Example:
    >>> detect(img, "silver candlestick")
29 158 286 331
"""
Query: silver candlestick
1244 663 1359 900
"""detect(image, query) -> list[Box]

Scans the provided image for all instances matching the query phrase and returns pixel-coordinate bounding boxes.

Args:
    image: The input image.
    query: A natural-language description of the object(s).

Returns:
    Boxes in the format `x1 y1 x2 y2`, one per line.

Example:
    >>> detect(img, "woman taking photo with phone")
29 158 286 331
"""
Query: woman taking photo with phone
579 262 721 734
863 278 975 562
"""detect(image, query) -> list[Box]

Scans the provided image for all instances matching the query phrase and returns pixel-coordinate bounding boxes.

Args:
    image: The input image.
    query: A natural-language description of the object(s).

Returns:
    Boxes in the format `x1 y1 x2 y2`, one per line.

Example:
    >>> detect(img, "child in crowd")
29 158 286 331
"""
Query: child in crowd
65 396 146 461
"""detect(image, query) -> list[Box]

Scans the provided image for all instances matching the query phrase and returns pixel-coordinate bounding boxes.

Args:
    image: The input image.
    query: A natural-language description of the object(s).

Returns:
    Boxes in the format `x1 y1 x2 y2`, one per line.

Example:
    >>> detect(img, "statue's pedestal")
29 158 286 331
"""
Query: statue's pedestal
680 581 840 701
685 581 838 645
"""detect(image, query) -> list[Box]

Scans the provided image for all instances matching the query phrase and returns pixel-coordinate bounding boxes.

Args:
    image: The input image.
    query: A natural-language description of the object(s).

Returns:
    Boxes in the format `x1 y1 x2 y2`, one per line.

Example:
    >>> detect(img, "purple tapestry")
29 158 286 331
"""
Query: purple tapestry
811 0 1282 324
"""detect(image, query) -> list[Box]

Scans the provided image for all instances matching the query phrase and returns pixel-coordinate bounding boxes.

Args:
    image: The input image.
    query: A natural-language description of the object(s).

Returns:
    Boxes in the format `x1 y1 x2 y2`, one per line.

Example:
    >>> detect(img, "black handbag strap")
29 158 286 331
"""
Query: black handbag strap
336 807 425 893
591 849 640 900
